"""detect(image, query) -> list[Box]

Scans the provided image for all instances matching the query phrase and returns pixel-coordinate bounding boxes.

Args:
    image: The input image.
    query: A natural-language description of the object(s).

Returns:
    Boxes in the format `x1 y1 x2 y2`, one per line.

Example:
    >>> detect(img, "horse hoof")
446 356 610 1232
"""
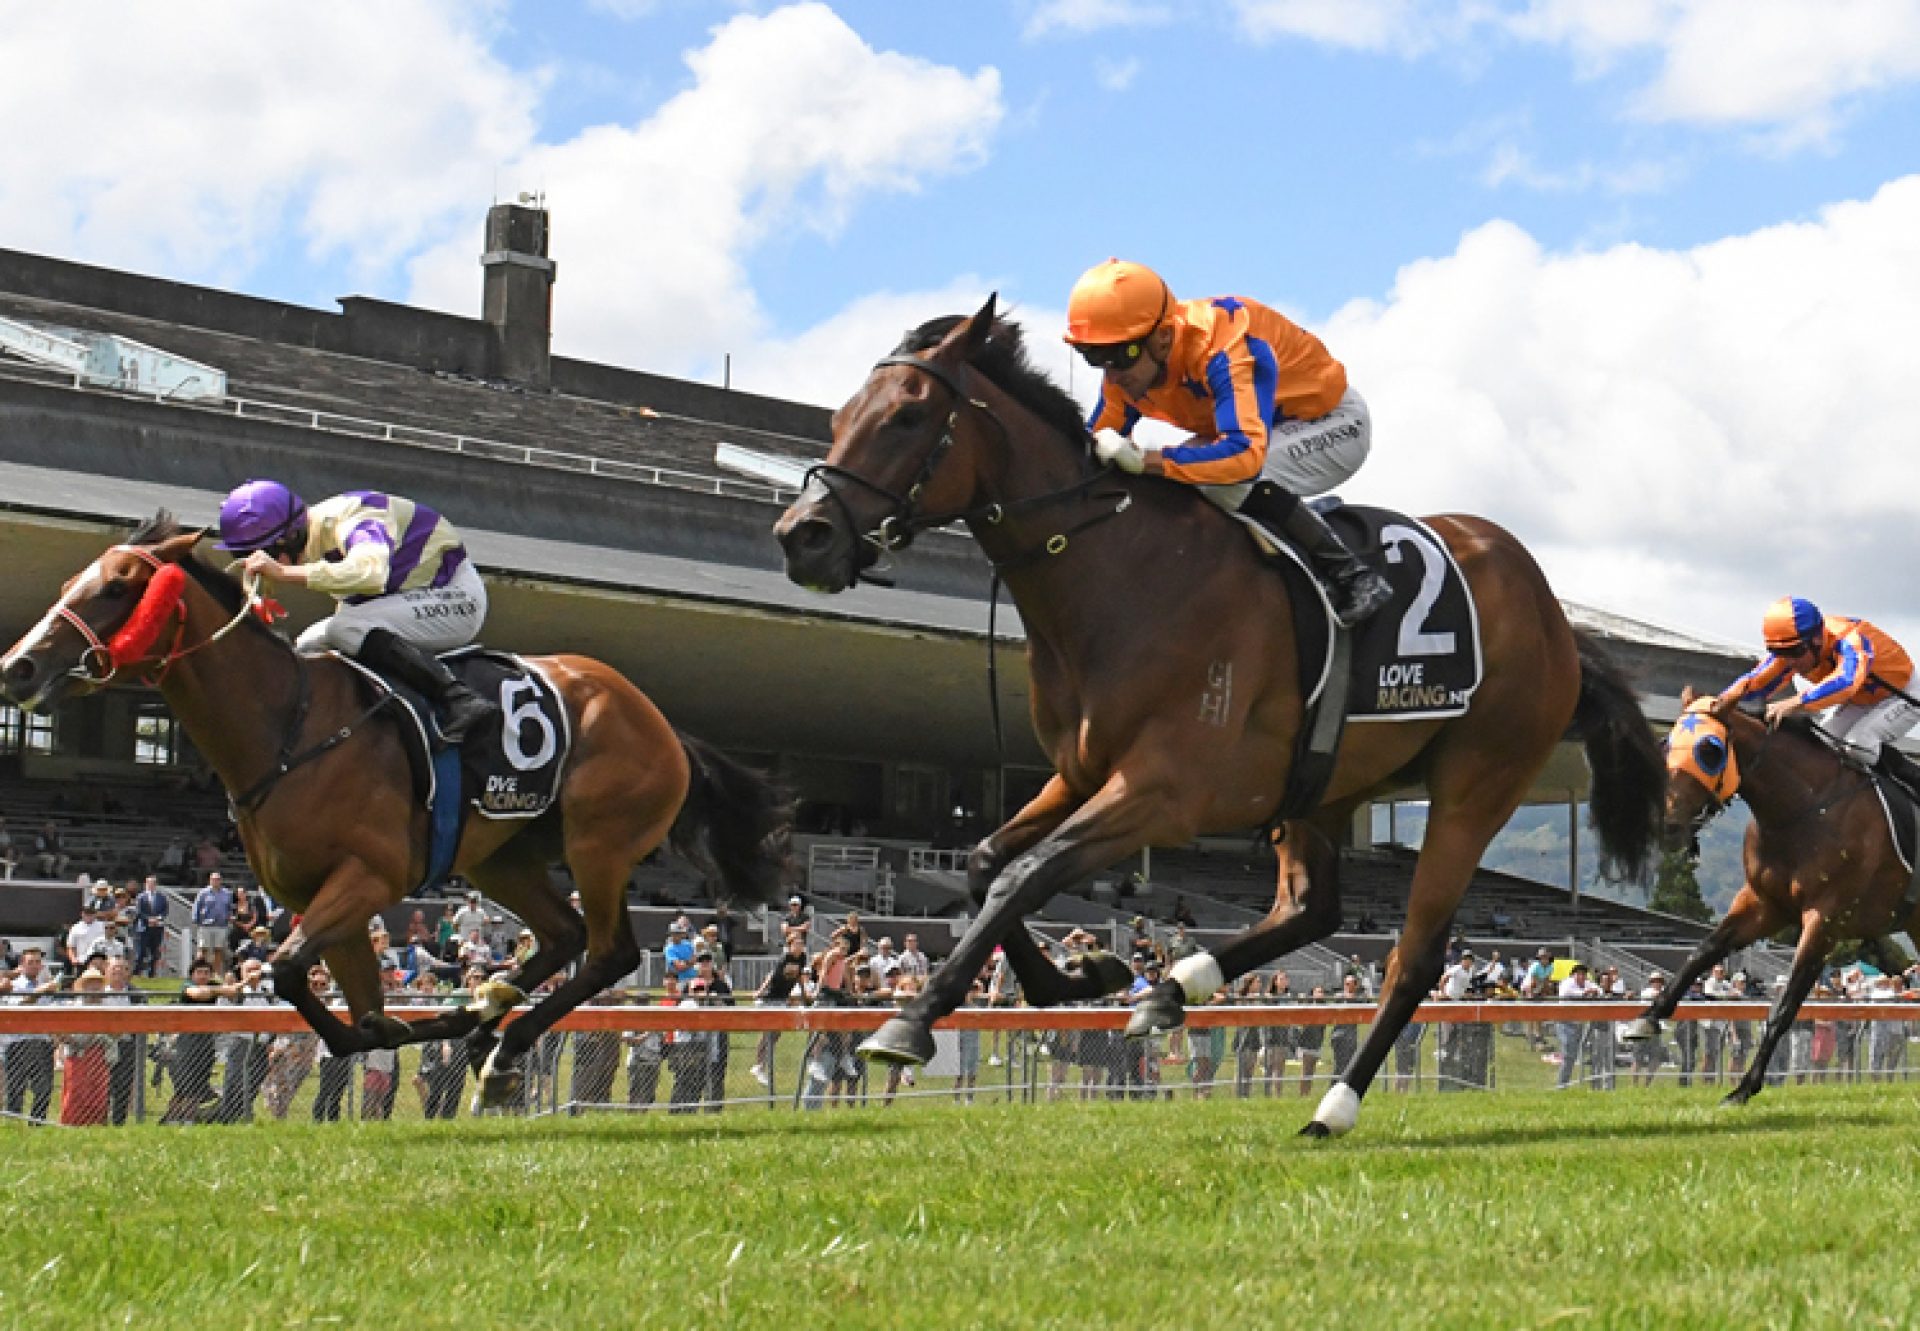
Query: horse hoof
1310 1083 1360 1136
1124 982 1186 1039
1720 1090 1752 1109
1299 1120 1332 1139
1621 1017 1660 1043
357 1012 412 1049
859 1018 935 1067
467 979 526 1022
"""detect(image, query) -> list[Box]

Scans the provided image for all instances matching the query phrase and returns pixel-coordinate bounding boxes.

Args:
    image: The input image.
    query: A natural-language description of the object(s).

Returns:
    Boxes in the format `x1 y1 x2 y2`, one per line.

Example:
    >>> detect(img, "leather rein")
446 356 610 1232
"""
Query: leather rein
802 353 1132 580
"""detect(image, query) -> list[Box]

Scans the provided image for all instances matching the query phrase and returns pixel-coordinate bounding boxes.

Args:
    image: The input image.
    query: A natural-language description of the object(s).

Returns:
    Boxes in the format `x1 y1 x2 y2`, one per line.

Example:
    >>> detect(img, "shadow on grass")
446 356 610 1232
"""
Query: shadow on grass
1341 1104 1903 1153
368 1109 929 1150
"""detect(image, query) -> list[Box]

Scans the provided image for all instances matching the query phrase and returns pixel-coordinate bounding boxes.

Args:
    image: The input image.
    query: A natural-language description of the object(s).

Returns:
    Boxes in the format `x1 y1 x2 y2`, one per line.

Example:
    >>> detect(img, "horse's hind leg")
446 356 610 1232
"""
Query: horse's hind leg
1304 774 1525 1138
474 804 661 1109
1725 910 1831 1107
967 776 1131 1006
1131 818 1342 1038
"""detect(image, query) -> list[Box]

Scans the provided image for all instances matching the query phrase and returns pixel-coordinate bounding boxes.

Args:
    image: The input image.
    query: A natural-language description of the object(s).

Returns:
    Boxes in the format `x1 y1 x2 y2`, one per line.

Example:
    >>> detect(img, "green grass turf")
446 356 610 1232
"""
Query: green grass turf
5 1080 1920 1329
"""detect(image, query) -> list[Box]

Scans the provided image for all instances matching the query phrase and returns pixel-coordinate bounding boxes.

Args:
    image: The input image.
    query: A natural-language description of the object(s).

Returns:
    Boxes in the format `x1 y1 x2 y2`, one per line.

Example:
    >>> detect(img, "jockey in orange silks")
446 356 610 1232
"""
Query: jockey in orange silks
1063 259 1391 627
1720 596 1920 781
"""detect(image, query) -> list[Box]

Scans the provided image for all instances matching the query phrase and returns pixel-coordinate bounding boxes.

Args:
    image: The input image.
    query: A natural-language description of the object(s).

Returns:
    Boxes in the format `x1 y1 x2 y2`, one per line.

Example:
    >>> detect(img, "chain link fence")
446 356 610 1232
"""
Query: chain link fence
3 998 1917 1126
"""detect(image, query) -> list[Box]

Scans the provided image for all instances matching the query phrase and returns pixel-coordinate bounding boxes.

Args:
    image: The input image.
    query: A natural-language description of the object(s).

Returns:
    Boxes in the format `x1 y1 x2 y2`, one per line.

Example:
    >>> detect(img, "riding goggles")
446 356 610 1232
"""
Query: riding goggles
1077 340 1148 371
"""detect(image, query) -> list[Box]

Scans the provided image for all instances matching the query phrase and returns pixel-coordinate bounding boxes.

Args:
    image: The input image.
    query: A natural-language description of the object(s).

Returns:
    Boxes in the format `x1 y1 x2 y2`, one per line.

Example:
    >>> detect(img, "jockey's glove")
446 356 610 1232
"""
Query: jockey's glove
1093 430 1149 474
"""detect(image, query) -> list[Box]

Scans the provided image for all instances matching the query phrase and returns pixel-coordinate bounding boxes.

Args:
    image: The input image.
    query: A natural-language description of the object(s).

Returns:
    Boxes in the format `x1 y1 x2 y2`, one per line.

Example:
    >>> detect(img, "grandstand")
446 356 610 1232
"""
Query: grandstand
0 205 1759 971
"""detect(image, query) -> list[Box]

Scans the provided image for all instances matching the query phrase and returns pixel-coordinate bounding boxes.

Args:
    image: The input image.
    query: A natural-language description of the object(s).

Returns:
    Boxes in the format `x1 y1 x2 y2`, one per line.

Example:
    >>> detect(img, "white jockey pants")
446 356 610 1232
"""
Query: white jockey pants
1200 386 1372 513
1814 694 1920 764
295 560 488 656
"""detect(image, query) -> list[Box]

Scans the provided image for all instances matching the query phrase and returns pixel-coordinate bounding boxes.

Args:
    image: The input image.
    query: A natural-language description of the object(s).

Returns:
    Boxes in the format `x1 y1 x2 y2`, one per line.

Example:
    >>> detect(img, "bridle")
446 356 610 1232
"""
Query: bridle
55 545 264 687
802 352 1129 582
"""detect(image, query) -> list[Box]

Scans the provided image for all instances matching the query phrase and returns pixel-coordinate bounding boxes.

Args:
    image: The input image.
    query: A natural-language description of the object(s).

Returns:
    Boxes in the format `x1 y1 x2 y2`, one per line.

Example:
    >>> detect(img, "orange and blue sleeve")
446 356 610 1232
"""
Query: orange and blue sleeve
1801 632 1871 708
1157 336 1278 485
1086 384 1140 438
1722 655 1790 703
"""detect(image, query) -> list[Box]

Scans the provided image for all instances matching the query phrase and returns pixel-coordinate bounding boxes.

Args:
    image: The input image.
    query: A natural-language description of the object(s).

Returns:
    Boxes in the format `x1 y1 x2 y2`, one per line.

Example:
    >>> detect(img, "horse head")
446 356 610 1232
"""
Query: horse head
1663 685 1743 850
775 294 1007 592
0 513 206 713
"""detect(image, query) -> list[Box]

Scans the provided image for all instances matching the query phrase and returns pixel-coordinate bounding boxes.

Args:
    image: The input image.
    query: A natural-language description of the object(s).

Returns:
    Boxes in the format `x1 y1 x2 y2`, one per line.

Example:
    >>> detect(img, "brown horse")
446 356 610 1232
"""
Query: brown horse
1623 688 1918 1103
0 514 791 1106
773 297 1663 1136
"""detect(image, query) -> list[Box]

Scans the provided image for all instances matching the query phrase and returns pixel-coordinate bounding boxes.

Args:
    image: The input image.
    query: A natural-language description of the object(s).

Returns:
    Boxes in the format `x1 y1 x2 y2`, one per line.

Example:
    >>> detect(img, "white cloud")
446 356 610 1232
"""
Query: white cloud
1095 56 1143 91
1232 0 1920 140
0 1 537 285
1230 0 1467 56
1325 174 1920 648
1023 0 1172 39
1517 0 1920 136
406 3 1003 381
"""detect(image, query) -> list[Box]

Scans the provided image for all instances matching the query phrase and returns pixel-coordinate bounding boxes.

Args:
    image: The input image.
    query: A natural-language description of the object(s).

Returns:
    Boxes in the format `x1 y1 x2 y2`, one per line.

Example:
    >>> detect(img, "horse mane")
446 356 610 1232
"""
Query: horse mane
894 316 1091 449
127 510 277 634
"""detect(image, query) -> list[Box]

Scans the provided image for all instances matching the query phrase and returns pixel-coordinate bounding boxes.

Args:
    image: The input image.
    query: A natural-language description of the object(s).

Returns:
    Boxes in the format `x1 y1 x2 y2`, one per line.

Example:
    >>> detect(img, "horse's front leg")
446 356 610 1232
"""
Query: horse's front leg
1724 906 1831 1107
269 862 401 1056
861 769 1191 1066
1622 885 1783 1042
968 776 1134 1007
1128 816 1344 1039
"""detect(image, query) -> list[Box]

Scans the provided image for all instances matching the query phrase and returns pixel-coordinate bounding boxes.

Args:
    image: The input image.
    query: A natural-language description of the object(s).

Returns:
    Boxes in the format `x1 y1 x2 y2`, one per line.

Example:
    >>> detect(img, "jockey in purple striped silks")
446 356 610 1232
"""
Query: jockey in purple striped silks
214 480 498 742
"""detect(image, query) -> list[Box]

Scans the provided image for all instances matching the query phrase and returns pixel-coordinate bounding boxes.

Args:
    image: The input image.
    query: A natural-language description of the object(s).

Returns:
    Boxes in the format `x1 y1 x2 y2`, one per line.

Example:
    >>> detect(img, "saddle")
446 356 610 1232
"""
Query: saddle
1239 500 1485 822
337 647 572 893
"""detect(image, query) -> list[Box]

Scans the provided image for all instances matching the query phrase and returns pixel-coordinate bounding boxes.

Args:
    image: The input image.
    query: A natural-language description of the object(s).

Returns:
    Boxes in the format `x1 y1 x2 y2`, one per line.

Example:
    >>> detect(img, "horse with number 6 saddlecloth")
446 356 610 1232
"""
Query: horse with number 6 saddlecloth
774 297 1664 1138
0 514 792 1108
1623 687 1920 1104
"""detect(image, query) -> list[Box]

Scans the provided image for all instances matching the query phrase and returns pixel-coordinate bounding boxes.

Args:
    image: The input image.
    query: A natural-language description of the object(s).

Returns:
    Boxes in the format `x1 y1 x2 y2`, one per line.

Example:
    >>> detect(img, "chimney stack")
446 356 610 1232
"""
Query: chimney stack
481 202 555 388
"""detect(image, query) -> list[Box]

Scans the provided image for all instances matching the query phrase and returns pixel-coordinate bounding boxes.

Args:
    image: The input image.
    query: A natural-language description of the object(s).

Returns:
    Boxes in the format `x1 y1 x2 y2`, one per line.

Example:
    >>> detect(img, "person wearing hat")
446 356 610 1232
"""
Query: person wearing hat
1553 962 1597 1090
662 920 696 985
213 478 497 743
1718 596 1920 791
451 891 488 944
1064 259 1392 626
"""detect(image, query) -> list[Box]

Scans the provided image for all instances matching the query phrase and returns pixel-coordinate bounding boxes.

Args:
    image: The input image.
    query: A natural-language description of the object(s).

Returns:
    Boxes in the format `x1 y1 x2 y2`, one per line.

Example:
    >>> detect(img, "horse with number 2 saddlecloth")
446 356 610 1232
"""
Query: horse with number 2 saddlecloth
775 296 1664 1138
0 514 791 1108
1624 687 1920 1104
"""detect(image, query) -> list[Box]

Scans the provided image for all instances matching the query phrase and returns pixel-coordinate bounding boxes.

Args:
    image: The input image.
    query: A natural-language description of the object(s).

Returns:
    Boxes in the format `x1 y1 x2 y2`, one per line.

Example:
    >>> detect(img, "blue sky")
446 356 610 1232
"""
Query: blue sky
4 0 1920 646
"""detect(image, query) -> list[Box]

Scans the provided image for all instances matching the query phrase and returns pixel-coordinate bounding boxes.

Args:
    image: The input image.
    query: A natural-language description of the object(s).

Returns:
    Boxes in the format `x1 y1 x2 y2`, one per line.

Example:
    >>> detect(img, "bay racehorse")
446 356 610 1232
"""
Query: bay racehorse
0 514 791 1106
774 297 1664 1137
1623 687 1920 1103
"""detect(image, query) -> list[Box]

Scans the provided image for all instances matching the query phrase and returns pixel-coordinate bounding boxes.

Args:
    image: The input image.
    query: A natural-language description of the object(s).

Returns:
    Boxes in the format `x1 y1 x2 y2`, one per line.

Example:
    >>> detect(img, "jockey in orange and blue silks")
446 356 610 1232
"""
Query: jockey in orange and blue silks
1720 596 1920 770
1063 259 1391 628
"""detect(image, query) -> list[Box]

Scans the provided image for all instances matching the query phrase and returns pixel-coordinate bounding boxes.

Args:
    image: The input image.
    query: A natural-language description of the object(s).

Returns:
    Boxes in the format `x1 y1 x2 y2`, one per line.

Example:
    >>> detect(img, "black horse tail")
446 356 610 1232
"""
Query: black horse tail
669 732 795 906
1571 630 1664 884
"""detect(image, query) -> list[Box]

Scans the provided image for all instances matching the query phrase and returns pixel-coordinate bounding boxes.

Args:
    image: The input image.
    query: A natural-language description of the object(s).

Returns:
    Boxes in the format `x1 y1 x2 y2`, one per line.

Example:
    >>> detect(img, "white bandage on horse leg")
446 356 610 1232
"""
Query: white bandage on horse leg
1169 952 1224 1005
1313 1082 1361 1135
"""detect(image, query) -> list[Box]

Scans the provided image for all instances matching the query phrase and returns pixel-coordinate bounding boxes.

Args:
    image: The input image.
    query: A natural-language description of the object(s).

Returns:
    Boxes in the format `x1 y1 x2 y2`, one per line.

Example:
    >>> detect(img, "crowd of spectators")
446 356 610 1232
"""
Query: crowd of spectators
9 879 1920 1124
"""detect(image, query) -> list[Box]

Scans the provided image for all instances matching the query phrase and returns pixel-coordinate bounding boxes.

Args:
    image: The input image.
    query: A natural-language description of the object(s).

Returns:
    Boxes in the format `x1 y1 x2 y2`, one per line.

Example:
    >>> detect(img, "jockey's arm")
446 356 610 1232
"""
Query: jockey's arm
1152 343 1270 486
1798 633 1870 710
300 528 392 599
1719 654 1790 706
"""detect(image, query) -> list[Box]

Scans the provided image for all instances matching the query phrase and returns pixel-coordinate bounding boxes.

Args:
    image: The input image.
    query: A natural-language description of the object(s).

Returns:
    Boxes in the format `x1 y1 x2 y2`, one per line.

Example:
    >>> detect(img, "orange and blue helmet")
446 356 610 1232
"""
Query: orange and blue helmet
1761 596 1823 653
1064 259 1172 352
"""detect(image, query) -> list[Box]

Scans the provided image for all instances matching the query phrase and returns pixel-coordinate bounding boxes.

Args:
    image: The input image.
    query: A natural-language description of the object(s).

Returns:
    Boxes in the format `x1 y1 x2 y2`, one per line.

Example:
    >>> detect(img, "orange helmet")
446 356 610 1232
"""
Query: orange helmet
1761 596 1823 652
1064 259 1172 346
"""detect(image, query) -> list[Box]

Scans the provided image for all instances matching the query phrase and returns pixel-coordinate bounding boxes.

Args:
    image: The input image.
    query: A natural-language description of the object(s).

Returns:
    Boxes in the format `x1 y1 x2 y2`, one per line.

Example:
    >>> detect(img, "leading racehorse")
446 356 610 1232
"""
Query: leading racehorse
0 514 791 1106
774 297 1663 1137
1623 687 1920 1103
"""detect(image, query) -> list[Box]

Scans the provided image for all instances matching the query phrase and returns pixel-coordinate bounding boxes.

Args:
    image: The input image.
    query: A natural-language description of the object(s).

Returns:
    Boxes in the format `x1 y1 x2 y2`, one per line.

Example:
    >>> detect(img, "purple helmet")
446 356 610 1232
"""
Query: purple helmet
214 479 308 553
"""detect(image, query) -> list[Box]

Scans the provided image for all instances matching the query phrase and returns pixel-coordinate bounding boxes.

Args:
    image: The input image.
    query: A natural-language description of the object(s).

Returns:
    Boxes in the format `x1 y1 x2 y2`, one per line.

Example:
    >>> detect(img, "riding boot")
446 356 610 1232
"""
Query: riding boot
356 628 498 745
1239 482 1394 628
